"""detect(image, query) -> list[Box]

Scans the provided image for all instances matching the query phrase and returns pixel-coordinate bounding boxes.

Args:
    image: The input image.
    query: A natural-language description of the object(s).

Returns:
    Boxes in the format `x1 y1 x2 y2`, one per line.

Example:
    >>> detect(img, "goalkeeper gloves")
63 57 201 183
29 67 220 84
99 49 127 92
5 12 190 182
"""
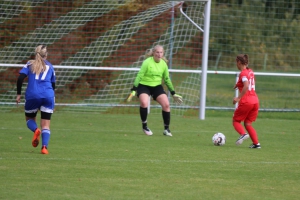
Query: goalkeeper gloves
126 91 136 102
172 94 183 104
126 86 137 102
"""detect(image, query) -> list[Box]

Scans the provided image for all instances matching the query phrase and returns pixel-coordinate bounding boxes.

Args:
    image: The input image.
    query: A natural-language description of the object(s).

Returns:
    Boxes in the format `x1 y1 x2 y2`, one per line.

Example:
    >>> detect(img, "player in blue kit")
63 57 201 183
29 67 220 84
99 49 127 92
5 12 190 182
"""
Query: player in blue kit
16 45 56 154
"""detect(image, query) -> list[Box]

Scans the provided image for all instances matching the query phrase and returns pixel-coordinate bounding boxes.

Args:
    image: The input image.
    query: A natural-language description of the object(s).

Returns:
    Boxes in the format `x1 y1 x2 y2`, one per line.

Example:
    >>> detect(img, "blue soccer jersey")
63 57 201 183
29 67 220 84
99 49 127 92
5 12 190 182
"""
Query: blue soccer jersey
20 60 56 100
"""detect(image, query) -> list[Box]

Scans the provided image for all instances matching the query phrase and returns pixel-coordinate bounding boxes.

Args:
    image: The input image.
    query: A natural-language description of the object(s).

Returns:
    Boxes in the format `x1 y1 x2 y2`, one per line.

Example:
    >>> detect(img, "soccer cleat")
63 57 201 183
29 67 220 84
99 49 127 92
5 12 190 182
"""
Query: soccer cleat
143 127 153 136
235 133 249 145
249 143 261 149
41 145 48 154
163 129 172 137
32 128 41 148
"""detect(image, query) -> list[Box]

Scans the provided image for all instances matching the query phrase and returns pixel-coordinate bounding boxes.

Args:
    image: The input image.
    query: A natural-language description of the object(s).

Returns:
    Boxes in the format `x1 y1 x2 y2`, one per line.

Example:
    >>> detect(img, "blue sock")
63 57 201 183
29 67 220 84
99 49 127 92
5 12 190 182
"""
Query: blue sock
41 129 51 147
26 119 38 132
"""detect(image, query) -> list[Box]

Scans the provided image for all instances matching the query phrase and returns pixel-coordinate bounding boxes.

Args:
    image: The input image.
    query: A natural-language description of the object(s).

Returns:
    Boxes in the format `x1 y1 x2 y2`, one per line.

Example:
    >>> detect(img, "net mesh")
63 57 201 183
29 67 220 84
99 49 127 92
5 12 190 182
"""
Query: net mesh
1 0 300 114
75 1 205 115
0 1 47 23
0 0 207 115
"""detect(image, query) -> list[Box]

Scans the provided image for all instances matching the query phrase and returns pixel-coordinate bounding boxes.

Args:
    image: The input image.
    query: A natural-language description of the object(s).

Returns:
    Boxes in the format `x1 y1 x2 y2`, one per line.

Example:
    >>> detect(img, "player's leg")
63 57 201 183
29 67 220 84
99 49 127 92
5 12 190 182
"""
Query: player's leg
24 99 41 147
137 85 152 135
244 103 260 148
154 86 172 136
40 114 51 154
40 97 55 154
233 104 250 145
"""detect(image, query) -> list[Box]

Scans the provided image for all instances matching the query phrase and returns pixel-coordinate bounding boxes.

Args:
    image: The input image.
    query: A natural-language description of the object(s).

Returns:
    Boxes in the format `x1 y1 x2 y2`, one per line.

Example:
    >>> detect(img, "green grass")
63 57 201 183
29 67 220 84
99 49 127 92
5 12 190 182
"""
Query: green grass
0 111 300 200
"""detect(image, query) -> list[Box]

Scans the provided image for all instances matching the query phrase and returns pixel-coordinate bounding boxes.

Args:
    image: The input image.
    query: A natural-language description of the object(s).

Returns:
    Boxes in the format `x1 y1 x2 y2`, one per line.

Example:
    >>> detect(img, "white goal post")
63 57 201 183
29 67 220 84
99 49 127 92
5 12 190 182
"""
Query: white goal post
190 0 211 119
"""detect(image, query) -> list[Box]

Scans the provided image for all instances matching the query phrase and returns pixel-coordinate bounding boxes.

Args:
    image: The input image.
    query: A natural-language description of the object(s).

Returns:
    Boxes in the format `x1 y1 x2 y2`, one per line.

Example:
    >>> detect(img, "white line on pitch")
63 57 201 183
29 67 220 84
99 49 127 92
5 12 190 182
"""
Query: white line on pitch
0 157 299 165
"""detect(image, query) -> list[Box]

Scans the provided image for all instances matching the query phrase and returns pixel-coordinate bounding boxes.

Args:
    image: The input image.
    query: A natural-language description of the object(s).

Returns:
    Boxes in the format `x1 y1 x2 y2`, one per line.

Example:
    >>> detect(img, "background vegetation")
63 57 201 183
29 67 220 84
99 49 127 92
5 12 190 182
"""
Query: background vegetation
210 0 300 72
1 0 299 72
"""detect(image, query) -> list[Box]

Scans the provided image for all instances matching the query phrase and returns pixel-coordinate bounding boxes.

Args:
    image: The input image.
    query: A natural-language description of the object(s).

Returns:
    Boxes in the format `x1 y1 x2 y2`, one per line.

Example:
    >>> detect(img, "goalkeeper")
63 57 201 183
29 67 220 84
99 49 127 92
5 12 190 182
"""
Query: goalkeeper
127 45 183 136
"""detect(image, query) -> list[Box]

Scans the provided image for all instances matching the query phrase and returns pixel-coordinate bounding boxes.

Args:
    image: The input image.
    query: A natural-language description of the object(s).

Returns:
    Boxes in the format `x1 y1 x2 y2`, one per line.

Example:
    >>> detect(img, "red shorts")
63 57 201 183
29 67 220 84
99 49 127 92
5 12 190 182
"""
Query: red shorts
233 103 259 122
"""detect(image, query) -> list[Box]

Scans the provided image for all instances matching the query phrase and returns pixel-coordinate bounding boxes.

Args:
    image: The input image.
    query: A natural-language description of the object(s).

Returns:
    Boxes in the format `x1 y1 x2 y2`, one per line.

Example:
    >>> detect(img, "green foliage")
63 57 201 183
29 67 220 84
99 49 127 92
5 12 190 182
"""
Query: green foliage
210 0 300 72
0 112 299 200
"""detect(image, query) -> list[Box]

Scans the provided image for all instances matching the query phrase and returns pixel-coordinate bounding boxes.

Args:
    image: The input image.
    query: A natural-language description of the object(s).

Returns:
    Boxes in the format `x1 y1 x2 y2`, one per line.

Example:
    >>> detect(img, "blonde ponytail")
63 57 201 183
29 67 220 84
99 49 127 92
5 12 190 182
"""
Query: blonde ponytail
29 45 48 75
145 45 168 63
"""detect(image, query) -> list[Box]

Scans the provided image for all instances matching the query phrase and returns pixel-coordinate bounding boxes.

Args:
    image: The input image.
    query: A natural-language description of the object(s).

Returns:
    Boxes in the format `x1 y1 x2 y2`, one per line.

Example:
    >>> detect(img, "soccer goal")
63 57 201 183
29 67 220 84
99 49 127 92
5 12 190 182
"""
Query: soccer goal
0 0 211 119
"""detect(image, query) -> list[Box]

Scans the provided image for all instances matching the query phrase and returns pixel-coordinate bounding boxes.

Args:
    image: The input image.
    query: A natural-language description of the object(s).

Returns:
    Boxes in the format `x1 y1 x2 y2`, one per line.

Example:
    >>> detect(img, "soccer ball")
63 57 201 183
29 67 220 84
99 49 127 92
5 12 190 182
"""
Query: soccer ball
212 132 226 146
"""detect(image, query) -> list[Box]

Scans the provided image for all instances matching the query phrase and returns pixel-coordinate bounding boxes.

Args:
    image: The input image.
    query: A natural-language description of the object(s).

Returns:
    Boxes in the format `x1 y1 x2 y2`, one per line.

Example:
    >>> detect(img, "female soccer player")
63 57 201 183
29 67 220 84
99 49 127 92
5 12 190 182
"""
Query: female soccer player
16 45 56 154
127 45 183 136
233 54 261 148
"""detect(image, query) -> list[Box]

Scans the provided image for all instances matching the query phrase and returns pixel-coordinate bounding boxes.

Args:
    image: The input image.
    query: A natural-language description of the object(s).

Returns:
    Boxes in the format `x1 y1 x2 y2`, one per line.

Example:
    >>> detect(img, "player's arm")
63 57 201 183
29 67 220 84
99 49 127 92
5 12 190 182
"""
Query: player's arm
16 73 27 104
163 65 183 104
126 60 148 102
133 59 148 87
162 64 175 92
52 82 56 90
233 79 248 104
51 69 56 91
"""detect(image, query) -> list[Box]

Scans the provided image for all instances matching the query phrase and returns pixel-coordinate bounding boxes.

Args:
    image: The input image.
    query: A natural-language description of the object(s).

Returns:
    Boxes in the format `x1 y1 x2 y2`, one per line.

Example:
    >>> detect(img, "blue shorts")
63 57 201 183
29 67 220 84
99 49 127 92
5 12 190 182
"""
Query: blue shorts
25 97 55 114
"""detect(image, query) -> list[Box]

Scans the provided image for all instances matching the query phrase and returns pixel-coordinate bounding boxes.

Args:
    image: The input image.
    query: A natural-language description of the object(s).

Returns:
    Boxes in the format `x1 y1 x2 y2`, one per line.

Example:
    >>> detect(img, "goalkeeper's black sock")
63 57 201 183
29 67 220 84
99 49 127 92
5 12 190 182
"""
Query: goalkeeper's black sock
162 110 170 130
142 122 147 129
140 107 148 128
140 107 148 121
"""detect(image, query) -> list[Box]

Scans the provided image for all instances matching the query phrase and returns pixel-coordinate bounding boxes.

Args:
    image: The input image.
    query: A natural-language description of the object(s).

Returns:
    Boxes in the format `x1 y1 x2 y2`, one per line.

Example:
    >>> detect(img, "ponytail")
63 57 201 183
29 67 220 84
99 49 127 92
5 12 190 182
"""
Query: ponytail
29 45 48 75
236 54 249 66
145 45 168 63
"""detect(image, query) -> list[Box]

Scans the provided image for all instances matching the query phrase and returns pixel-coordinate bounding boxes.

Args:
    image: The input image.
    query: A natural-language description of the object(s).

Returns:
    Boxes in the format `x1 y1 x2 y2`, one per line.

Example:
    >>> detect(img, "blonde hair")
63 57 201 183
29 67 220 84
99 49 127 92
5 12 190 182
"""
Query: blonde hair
29 45 48 75
145 45 168 62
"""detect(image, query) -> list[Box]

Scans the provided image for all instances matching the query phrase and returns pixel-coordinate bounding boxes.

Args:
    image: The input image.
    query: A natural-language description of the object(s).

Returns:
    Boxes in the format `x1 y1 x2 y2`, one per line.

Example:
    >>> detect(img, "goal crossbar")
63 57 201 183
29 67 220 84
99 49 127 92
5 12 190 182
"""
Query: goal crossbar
2 64 300 77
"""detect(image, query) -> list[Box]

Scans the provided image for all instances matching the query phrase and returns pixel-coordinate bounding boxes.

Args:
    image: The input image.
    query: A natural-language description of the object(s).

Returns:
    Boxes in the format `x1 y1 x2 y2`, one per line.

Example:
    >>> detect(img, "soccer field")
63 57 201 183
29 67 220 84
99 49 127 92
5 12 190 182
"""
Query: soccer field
0 111 299 200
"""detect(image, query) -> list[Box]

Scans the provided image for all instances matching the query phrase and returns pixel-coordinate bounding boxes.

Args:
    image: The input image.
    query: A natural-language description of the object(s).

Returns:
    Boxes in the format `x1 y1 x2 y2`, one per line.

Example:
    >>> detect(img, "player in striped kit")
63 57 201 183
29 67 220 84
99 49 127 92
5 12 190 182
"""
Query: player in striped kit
233 54 261 148
16 45 56 154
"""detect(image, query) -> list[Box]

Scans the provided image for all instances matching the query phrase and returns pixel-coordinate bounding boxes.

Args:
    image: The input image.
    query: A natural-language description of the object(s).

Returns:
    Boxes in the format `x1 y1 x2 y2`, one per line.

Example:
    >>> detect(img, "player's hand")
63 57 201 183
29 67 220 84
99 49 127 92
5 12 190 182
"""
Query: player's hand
233 97 240 104
172 94 183 104
16 95 21 106
126 91 136 102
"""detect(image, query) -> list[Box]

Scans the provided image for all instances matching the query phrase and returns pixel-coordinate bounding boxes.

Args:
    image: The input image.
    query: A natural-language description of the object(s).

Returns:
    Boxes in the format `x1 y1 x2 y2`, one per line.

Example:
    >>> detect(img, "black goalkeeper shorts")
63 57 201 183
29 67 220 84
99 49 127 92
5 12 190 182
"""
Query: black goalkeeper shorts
137 84 166 100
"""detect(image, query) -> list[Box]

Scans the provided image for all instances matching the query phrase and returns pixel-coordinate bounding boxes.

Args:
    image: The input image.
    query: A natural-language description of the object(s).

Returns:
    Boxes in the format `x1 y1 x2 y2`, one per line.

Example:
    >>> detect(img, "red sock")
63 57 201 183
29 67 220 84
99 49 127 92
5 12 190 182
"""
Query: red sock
245 125 259 144
233 121 246 135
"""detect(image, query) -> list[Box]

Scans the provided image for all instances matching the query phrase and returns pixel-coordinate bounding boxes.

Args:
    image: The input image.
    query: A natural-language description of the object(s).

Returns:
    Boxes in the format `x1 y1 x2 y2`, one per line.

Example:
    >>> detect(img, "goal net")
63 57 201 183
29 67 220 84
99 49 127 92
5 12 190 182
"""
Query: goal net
0 0 210 116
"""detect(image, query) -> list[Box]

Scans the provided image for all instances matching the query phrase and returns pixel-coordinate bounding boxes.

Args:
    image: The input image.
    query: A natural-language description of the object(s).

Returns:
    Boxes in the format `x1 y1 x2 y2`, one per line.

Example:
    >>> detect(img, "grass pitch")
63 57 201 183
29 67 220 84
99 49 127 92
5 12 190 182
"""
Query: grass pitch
0 111 299 200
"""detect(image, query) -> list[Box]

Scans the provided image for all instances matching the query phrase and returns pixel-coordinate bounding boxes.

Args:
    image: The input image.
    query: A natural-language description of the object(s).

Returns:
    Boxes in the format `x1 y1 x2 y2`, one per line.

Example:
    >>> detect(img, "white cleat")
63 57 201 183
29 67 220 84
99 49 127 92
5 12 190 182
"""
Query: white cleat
235 133 249 145
143 127 153 136
163 129 172 137
249 143 261 149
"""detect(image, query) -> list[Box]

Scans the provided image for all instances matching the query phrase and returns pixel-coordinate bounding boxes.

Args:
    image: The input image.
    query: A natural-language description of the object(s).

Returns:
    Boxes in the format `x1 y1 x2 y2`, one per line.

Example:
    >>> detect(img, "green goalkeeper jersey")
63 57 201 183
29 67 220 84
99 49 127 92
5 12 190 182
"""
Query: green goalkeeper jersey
133 57 175 92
